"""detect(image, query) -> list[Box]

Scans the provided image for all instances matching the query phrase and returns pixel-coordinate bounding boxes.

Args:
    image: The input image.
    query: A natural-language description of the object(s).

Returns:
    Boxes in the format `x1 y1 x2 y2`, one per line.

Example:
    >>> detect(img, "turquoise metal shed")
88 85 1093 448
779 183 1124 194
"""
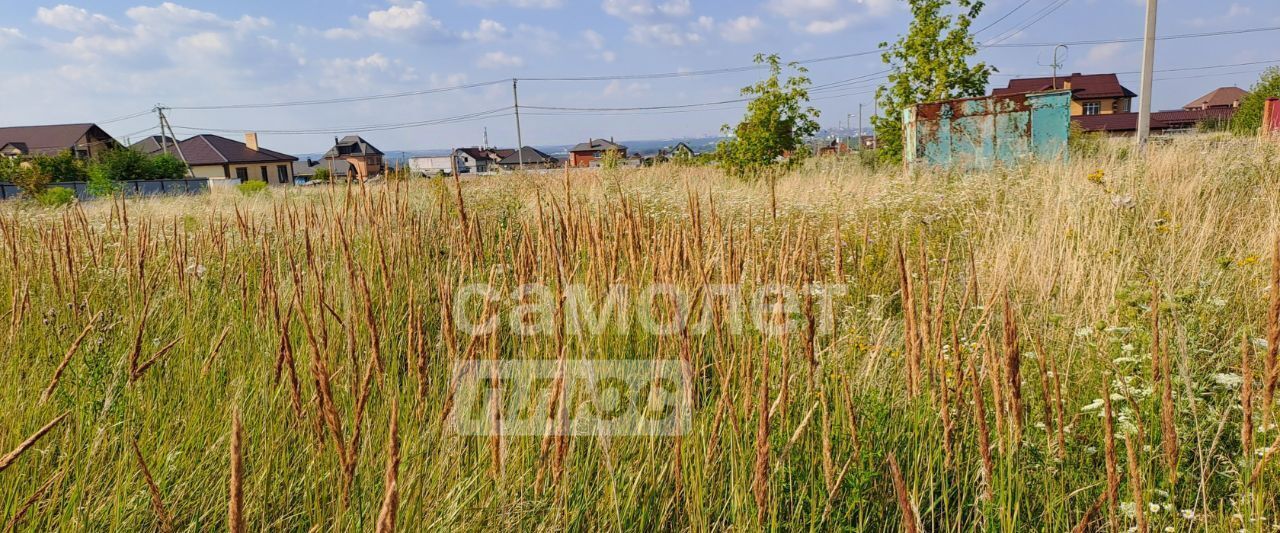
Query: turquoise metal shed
903 90 1071 170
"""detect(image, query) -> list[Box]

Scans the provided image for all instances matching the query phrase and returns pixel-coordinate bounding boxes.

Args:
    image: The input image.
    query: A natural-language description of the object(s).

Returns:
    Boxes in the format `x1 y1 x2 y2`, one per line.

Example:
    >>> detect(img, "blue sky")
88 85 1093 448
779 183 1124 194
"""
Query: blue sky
0 0 1277 153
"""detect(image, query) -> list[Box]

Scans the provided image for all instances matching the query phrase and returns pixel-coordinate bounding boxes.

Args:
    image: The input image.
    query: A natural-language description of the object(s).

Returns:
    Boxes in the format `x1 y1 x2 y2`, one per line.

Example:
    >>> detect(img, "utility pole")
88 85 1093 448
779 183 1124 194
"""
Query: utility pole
1051 44 1068 88
512 78 524 170
1136 0 1158 148
154 105 196 179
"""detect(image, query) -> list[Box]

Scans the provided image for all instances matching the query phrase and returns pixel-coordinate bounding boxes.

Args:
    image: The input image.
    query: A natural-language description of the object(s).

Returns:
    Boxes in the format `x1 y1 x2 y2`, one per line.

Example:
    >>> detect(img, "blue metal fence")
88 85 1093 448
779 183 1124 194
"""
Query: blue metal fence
0 178 210 201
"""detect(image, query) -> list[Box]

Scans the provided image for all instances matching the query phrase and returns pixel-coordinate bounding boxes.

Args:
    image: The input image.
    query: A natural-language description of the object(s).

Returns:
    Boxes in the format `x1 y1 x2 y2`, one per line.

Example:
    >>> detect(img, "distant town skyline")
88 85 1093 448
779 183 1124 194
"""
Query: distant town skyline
0 0 1276 153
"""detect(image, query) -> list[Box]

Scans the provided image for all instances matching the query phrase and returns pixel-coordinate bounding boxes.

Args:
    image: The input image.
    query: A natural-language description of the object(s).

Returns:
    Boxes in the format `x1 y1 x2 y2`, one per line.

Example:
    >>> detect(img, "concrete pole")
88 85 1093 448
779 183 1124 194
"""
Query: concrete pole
1136 0 1158 148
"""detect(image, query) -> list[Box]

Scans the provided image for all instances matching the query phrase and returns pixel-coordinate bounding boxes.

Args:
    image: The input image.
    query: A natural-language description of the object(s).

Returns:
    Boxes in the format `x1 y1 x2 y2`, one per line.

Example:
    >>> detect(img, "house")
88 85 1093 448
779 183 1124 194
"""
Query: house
1183 87 1247 111
0 123 119 158
408 155 456 176
992 73 1136 116
1073 108 1237 135
453 146 515 174
669 142 696 159
293 157 355 182
498 146 560 170
175 133 298 185
568 138 628 167
323 136 385 180
130 135 180 156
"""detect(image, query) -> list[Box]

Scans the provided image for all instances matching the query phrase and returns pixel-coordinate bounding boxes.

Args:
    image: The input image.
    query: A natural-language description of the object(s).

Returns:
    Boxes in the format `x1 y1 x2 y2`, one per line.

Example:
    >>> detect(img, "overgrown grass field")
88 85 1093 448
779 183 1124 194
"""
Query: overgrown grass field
3 137 1280 531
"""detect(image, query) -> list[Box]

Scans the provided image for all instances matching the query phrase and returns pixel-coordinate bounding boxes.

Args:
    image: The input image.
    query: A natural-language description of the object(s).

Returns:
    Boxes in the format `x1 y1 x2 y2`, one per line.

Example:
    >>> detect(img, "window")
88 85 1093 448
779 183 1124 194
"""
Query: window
260 166 269 182
235 167 248 181
1082 101 1101 116
277 165 289 183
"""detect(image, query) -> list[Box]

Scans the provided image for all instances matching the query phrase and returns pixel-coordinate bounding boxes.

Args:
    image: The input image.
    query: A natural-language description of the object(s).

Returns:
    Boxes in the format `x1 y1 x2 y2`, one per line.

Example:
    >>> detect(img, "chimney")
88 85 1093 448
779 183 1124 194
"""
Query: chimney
245 132 259 151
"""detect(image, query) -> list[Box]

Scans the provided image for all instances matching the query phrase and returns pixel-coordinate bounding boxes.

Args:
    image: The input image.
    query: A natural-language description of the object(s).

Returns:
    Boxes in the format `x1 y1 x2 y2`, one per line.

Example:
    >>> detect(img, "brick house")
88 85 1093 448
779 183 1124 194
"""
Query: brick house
568 138 628 167
1183 86 1247 110
993 73 1136 116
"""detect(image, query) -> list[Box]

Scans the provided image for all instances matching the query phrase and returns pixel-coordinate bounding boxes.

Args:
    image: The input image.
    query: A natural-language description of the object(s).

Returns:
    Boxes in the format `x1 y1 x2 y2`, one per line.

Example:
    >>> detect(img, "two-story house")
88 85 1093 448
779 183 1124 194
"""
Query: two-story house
323 136 385 180
992 73 1136 116
568 138 628 168
0 123 119 158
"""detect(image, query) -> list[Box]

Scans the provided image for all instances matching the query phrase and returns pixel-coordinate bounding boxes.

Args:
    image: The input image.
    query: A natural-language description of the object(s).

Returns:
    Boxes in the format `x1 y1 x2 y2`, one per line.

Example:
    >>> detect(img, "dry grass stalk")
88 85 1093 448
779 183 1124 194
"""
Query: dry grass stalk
1102 379 1120 530
1249 430 1280 486
1242 333 1255 455
887 453 920 533
228 409 244 533
376 398 400 533
1149 286 1178 487
1070 491 1107 533
41 310 102 404
1266 233 1280 425
132 335 184 384
752 346 771 526
3 468 62 533
896 242 922 398
1002 291 1023 445
1124 435 1146 533
200 325 232 376
131 438 175 533
967 356 994 501
0 412 69 473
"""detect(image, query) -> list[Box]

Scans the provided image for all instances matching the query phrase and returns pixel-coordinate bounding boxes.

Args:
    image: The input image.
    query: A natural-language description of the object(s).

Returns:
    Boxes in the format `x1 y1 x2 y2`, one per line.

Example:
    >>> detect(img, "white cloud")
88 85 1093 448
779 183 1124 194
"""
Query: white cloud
430 72 470 87
35 5 118 32
628 23 702 46
767 0 841 17
324 1 452 41
463 19 508 41
1077 42 1131 71
463 0 564 7
603 80 652 96
602 0 695 21
719 16 762 43
479 50 524 68
802 18 850 35
1188 2 1251 27
0 28 30 50
582 29 616 62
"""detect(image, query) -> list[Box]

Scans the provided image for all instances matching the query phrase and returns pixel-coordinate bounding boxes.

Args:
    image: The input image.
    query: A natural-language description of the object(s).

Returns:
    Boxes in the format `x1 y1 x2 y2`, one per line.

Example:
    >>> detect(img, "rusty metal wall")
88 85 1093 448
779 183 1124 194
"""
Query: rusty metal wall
904 90 1071 169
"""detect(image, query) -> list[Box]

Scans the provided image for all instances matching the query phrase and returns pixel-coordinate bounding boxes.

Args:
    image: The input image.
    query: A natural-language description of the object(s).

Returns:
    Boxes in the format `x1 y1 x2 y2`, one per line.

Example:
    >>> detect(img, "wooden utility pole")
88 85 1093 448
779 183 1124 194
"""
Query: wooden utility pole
512 78 525 170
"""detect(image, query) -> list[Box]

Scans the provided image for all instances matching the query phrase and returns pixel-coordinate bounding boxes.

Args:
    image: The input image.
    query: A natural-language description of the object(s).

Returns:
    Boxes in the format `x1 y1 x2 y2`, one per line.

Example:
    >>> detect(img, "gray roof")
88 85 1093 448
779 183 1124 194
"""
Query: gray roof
498 146 559 165
324 136 384 158
130 135 179 156
568 138 627 153
294 158 352 178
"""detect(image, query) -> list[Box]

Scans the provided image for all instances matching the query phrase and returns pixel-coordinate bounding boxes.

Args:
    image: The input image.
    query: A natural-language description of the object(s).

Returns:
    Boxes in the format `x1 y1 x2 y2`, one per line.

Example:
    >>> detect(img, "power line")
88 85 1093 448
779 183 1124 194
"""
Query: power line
974 0 1036 36
986 25 1280 48
167 79 510 111
983 0 1072 46
99 109 154 125
170 107 513 136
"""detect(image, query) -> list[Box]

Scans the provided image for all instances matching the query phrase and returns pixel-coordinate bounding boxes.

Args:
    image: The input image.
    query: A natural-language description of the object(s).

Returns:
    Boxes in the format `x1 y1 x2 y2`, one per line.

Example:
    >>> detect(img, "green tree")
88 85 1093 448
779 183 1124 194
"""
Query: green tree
1231 67 1280 136
32 150 88 182
94 148 152 181
11 164 52 197
716 53 820 179
874 0 993 163
148 154 189 181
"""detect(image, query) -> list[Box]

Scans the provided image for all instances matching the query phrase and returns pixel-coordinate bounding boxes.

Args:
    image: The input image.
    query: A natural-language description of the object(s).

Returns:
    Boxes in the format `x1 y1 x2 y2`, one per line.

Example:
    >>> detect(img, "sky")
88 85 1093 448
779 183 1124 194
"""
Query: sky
0 0 1277 154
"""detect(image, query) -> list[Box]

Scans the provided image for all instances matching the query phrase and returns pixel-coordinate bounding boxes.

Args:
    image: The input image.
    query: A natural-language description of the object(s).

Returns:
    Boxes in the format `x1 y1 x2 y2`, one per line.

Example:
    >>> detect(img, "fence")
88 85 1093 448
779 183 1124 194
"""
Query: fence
0 178 211 201
904 90 1071 169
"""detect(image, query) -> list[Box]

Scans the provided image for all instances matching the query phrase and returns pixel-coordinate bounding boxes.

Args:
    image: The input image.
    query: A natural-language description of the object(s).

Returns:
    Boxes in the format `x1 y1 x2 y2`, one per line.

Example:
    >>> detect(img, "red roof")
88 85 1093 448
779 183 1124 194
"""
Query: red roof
993 73 1137 100
1072 108 1237 132
1183 86 1247 110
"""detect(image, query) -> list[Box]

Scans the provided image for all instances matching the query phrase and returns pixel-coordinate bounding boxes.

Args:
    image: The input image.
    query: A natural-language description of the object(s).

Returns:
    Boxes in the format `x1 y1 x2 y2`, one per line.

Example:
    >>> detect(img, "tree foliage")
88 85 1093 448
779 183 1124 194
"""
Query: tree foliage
1231 67 1280 136
93 149 187 181
874 0 994 163
716 53 820 179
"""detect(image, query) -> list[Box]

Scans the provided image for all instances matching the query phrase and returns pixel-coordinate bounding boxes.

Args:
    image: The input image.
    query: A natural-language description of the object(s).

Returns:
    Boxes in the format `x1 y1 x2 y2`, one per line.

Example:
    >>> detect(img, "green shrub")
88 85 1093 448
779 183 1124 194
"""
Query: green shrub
86 166 122 197
11 164 52 197
237 180 268 196
1068 121 1104 159
35 186 75 207
148 154 189 181
32 150 88 182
